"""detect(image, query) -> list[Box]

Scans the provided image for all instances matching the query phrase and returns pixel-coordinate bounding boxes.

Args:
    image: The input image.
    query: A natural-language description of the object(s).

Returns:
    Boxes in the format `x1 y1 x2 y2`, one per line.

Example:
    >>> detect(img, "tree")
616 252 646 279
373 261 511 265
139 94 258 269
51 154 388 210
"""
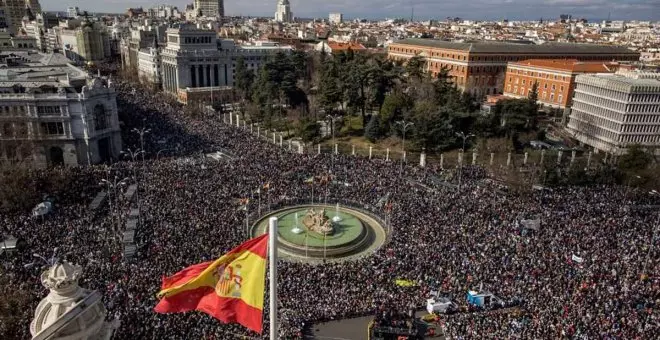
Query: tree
405 56 426 82
234 56 254 100
297 119 321 142
364 114 382 142
379 92 411 135
618 144 653 171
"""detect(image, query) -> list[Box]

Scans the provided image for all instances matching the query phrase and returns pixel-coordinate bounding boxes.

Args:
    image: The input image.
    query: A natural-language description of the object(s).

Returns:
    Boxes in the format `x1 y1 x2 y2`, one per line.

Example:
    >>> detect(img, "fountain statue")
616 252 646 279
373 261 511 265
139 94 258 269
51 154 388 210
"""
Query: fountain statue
302 208 334 236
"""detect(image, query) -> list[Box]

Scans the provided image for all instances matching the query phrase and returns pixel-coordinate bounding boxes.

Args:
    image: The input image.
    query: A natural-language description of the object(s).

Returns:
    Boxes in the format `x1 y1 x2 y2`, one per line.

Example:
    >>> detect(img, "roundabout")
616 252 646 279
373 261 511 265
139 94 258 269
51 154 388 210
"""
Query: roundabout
252 204 388 263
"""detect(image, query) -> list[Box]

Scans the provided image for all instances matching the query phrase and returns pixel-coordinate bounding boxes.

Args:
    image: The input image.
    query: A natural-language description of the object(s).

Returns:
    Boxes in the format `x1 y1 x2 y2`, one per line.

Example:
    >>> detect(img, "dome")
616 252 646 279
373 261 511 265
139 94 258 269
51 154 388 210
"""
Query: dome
30 262 112 340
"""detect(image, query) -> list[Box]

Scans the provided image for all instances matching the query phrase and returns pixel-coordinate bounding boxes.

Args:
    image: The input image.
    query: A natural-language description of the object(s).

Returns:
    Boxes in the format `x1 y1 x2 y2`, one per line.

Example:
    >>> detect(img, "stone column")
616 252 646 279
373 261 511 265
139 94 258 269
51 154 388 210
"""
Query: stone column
288 139 292 150
236 114 240 127
570 150 576 165
369 146 373 159
472 152 477 165
403 151 407 163
440 154 444 169
506 152 511 167
386 148 390 161
586 151 592 169
351 145 355 156
420 151 426 167
257 126 260 137
298 143 303 154
557 150 563 165
272 132 276 144
334 143 338 155
250 123 253 133
317 144 321 155
490 153 494 166
540 150 545 166
229 111 233 125
458 151 463 165
279 134 283 147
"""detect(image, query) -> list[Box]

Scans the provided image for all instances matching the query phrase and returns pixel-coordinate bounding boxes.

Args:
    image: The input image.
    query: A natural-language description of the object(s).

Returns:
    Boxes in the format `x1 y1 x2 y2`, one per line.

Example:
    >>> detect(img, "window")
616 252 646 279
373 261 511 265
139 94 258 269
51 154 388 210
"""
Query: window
40 122 64 135
544 83 548 89
94 105 107 130
551 84 556 91
522 79 526 85
560 85 564 92
37 106 61 114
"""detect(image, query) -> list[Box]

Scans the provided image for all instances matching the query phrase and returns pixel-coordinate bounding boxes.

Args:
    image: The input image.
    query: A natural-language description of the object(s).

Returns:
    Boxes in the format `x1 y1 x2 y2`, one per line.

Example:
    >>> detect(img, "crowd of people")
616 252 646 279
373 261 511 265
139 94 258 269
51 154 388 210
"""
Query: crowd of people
1 75 659 340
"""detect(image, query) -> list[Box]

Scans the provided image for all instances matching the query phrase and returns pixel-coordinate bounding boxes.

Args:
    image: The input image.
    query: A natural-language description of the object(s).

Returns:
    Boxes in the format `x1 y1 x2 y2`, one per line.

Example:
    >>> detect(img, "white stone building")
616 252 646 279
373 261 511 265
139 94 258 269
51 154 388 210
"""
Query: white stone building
137 46 162 87
30 262 117 340
194 0 223 18
329 13 343 25
566 70 660 156
160 25 291 103
0 51 122 167
274 0 293 23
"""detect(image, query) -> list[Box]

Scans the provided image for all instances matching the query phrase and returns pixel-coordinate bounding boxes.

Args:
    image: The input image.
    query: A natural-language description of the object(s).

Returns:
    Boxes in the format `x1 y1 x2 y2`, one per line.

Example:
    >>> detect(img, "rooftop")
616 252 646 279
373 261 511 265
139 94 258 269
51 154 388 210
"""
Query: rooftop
511 59 619 73
390 38 638 55
578 71 660 87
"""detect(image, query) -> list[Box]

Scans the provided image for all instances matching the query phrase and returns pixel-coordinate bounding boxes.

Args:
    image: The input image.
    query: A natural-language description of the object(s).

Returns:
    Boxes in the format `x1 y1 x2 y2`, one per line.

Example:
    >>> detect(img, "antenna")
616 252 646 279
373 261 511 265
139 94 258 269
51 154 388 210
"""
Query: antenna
410 1 415 23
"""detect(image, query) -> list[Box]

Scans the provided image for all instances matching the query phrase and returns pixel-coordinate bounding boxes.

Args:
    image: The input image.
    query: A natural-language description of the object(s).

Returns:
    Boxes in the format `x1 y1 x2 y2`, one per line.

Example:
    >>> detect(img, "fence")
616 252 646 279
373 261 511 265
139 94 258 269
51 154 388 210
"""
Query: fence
221 111 609 177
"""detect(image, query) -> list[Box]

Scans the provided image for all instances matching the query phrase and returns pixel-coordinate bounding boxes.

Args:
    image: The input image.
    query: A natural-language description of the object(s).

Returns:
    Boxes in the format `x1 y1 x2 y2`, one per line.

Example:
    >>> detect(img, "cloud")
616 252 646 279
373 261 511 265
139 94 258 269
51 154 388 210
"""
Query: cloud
39 0 660 20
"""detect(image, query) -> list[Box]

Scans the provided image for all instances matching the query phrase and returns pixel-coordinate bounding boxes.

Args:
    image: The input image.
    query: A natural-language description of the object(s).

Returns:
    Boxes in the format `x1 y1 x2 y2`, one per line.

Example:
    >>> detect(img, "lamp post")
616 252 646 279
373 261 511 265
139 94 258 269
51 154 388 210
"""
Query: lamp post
395 120 414 178
100 175 129 239
326 114 341 175
131 125 151 163
455 131 475 192
121 148 144 206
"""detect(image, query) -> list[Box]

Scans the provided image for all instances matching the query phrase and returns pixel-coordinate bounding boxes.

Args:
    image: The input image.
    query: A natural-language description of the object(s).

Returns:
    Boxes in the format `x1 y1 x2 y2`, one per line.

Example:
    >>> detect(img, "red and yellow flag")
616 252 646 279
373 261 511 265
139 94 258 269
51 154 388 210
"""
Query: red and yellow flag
154 234 268 333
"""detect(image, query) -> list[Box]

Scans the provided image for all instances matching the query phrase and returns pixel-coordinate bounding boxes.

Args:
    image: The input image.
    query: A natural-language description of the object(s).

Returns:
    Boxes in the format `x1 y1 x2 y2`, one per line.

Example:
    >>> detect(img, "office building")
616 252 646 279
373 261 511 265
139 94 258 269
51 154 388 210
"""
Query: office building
387 38 639 97
329 13 343 24
274 0 292 23
137 46 162 89
2 0 29 33
67 6 79 18
566 70 660 155
59 19 111 63
503 59 619 109
194 0 223 18
0 51 122 167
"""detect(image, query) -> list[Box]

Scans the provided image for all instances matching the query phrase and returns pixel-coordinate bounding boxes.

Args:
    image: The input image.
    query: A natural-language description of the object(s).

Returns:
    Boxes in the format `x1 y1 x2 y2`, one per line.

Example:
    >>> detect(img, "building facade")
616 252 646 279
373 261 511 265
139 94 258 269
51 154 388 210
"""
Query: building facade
0 51 122 167
329 12 343 24
387 38 640 97
274 0 292 23
137 46 161 88
66 6 79 18
566 70 660 156
60 20 111 63
161 25 291 104
503 59 619 109
194 0 223 18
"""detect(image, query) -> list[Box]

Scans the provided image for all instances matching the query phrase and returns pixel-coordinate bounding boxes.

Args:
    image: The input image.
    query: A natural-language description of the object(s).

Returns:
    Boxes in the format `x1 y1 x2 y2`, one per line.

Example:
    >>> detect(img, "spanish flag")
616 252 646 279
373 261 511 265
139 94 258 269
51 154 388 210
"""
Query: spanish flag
154 234 268 333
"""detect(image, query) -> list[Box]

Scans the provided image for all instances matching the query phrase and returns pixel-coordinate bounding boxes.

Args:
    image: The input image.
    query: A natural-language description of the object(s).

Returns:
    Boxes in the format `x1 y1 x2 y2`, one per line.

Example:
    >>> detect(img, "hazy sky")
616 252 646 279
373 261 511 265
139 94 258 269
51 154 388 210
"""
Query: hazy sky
41 0 660 21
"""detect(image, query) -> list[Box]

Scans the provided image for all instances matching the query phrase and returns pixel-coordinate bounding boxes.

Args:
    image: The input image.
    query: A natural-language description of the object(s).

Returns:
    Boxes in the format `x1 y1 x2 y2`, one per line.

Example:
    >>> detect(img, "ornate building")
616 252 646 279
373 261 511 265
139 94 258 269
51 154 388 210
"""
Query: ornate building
0 51 122 167
274 0 292 23
30 262 117 340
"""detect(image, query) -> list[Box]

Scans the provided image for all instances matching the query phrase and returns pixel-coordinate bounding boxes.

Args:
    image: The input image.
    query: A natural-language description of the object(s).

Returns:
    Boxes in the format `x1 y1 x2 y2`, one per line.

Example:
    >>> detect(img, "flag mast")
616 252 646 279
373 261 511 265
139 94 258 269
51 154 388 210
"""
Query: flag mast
268 217 278 339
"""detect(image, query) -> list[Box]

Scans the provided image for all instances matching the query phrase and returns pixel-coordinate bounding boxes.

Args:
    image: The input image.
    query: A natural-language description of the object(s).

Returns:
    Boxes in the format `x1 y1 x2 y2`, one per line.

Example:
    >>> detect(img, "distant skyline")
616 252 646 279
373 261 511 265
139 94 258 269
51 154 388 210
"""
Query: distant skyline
41 0 660 21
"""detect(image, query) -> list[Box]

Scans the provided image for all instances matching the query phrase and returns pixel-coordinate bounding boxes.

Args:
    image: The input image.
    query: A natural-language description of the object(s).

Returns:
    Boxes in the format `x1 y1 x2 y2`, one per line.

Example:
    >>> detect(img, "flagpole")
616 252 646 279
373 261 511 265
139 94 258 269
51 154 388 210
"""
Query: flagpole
268 217 278 340
258 188 261 216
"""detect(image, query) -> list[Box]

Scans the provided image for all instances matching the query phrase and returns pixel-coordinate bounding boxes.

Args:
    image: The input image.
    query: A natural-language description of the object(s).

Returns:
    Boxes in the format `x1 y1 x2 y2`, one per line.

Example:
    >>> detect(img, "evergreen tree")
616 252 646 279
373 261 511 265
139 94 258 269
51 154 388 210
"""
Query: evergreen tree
364 114 381 142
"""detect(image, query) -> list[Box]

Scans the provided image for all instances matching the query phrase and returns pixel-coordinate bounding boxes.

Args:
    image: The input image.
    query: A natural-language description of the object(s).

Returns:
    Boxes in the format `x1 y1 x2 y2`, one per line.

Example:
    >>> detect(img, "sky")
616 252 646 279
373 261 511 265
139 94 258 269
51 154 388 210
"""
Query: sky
41 0 660 21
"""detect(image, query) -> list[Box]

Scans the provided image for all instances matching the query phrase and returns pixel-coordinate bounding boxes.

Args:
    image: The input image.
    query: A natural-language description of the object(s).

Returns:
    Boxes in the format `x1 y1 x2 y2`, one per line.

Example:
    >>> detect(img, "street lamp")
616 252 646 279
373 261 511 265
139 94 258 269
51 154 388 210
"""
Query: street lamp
325 114 341 174
131 126 151 163
100 175 129 238
395 120 414 177
121 148 144 205
455 131 475 192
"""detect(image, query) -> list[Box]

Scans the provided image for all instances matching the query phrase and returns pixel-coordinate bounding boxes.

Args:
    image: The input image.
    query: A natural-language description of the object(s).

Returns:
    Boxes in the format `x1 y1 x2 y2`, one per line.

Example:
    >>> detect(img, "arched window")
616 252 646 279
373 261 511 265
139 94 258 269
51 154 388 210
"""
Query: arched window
94 104 107 130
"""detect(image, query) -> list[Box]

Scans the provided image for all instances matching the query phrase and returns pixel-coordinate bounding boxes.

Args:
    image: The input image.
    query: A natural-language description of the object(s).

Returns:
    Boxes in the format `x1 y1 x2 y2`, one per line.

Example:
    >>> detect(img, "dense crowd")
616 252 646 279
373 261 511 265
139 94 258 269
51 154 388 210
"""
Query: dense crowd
1 76 659 340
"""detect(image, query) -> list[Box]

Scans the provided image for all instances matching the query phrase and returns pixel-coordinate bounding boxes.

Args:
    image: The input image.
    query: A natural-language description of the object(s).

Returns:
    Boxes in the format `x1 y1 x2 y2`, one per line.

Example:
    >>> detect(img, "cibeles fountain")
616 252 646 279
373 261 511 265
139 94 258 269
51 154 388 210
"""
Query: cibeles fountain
30 262 118 340
252 203 389 263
